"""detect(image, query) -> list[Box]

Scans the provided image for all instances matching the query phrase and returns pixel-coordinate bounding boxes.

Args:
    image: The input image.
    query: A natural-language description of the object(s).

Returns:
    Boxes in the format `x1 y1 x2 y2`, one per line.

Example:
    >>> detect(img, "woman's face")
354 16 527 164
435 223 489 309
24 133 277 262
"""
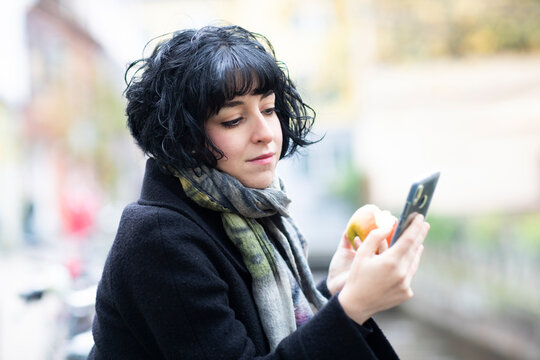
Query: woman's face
205 91 283 189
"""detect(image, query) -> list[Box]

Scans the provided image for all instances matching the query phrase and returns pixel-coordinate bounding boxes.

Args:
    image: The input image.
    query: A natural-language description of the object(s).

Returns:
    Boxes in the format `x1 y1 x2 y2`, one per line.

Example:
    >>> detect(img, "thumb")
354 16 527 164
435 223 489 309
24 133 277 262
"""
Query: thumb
338 232 355 251
358 228 390 256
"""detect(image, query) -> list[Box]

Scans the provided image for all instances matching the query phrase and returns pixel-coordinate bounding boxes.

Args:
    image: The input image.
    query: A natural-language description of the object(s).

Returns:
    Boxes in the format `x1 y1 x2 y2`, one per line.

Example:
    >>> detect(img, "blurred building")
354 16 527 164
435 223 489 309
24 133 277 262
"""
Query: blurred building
0 104 23 249
0 2 31 249
356 56 540 215
353 0 540 216
0 0 140 249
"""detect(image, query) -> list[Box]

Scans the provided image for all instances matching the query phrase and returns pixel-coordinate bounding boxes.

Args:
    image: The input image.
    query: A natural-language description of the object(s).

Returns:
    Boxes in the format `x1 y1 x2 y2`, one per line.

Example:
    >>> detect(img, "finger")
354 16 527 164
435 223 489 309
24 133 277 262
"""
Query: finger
338 231 357 251
405 244 424 285
400 221 429 279
405 214 425 241
358 228 390 256
354 236 362 250
419 221 430 241
408 222 429 271
408 221 429 256
340 232 354 250
377 236 389 254
339 233 361 255
389 216 427 272
392 214 425 255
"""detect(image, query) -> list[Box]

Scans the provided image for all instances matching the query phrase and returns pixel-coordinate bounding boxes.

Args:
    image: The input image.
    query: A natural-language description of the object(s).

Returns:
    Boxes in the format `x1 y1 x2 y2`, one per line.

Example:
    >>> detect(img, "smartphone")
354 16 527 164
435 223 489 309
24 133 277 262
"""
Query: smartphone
389 171 440 246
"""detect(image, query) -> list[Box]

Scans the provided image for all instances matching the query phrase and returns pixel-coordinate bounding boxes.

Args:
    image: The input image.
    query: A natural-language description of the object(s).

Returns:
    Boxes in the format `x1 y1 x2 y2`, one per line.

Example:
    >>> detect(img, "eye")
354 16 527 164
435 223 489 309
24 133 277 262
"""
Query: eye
221 118 242 128
262 107 276 116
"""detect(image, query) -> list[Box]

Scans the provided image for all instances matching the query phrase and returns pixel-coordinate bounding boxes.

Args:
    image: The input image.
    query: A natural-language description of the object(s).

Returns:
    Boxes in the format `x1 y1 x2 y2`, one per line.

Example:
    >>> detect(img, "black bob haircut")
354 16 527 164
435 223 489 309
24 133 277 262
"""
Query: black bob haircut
124 25 317 170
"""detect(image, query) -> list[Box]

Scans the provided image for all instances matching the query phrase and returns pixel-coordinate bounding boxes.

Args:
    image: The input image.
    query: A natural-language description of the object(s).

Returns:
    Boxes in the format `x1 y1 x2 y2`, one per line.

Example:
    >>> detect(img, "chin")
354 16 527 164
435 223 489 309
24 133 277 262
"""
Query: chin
245 181 272 190
241 175 274 189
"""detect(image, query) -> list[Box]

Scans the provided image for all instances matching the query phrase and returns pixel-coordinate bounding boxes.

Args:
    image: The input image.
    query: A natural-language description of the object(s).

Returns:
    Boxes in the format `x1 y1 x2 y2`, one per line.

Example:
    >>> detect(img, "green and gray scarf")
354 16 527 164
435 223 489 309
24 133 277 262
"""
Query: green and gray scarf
172 165 327 350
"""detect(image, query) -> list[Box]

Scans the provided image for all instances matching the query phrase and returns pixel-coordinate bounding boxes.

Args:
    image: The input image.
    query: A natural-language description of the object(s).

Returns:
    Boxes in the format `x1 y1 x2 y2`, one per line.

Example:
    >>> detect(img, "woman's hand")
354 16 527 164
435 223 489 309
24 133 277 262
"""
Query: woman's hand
326 230 389 295
337 214 429 325
326 234 356 295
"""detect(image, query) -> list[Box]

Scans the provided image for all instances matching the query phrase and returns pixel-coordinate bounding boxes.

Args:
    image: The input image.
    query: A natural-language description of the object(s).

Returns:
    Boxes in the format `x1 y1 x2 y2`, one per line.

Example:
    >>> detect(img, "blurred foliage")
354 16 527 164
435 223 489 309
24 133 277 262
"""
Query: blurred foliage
329 162 367 212
421 212 540 324
466 215 505 249
373 0 540 61
510 212 540 254
428 212 540 255
424 215 463 246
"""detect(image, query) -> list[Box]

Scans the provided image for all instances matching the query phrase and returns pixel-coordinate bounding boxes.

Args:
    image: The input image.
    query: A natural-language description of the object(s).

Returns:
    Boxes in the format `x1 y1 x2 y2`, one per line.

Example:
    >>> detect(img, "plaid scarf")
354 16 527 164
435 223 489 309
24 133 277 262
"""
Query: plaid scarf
172 165 327 350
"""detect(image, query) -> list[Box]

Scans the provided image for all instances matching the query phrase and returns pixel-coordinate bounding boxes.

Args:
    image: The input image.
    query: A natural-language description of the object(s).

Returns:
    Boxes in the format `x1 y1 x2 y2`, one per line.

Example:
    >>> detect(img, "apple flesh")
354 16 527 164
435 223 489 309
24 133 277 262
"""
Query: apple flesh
345 204 397 250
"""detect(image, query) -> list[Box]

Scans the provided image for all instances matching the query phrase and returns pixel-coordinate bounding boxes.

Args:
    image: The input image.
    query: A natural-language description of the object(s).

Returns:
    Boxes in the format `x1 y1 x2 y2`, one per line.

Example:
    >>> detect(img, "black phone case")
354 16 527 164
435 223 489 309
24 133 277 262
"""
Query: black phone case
390 172 440 246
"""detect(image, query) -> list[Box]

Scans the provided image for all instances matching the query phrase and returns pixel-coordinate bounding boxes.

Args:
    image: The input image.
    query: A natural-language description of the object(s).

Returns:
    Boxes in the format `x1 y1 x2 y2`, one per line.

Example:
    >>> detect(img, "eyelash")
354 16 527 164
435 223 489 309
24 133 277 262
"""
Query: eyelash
262 107 276 116
220 108 277 128
221 118 241 128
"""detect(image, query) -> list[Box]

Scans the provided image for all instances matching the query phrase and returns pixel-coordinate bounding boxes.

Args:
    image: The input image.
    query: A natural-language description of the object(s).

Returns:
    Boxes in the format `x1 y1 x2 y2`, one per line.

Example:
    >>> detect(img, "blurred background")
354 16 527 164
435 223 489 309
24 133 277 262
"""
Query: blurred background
1 0 539 359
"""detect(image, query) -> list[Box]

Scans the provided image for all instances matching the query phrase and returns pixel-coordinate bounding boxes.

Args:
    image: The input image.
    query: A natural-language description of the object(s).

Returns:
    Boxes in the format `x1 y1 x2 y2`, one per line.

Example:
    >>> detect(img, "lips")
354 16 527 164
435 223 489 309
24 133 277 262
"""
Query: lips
250 152 274 161
247 152 275 164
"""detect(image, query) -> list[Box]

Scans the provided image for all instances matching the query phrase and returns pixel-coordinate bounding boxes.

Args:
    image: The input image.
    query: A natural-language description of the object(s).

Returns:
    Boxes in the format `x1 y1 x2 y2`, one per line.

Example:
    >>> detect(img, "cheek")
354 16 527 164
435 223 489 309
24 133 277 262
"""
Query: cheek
206 127 231 155
274 120 284 156
211 133 243 167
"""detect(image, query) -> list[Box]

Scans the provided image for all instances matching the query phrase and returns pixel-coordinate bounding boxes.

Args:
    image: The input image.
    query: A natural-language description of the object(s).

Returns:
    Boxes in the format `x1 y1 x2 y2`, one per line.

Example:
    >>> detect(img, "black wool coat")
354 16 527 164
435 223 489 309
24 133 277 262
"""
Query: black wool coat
88 158 399 359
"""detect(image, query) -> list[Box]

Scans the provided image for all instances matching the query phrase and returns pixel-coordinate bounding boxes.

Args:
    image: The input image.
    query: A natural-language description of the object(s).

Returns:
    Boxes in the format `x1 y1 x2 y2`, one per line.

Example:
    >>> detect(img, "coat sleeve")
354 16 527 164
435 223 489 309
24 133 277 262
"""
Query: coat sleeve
90 205 398 360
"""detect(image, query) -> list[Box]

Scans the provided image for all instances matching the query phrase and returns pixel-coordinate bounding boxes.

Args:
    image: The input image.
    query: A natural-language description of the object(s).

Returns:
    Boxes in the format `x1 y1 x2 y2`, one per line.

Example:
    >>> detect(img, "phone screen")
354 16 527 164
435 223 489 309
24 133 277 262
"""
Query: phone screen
389 172 440 246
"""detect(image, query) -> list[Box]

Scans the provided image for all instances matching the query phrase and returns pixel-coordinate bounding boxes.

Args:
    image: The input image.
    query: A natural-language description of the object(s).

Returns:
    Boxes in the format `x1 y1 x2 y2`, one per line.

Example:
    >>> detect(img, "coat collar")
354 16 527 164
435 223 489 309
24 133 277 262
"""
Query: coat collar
139 158 188 212
138 158 250 277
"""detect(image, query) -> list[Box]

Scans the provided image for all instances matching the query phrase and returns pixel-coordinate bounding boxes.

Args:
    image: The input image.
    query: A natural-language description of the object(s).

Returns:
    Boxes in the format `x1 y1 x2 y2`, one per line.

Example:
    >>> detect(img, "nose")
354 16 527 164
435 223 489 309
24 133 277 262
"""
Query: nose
251 112 274 144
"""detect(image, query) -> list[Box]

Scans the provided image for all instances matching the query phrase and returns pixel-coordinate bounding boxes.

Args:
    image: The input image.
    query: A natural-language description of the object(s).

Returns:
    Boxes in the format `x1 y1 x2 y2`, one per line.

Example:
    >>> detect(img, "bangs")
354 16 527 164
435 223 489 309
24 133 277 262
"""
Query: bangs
205 44 283 115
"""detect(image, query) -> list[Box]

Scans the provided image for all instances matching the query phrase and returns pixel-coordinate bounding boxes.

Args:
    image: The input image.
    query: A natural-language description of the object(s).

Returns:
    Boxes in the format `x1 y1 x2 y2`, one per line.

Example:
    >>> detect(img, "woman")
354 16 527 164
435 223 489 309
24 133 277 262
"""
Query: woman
89 25 428 359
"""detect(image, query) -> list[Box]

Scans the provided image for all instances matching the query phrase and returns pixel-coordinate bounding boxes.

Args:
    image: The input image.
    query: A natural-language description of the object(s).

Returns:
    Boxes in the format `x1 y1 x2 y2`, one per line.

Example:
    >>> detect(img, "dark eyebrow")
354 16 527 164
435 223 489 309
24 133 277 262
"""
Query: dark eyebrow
221 100 244 108
221 90 275 109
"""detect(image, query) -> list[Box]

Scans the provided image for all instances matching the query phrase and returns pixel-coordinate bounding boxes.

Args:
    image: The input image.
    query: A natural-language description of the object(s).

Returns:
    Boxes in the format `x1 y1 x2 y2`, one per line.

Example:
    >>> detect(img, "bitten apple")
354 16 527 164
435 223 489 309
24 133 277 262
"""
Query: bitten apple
345 204 398 250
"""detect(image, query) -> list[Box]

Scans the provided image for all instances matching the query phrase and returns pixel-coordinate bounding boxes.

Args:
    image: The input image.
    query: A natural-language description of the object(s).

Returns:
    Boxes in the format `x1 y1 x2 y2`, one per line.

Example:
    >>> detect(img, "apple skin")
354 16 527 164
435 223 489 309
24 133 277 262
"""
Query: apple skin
345 204 397 250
